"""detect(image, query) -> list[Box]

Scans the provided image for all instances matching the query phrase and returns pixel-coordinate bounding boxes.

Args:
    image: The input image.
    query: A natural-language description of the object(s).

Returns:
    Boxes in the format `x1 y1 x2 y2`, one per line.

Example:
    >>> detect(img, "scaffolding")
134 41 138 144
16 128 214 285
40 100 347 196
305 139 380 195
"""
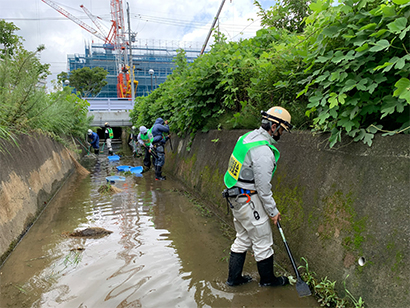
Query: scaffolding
67 39 207 98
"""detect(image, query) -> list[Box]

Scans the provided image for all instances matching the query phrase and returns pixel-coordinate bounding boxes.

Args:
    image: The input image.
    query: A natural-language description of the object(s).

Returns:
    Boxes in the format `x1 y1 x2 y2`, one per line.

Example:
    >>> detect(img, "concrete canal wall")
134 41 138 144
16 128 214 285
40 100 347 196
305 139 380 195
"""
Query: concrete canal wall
165 130 410 308
0 134 75 266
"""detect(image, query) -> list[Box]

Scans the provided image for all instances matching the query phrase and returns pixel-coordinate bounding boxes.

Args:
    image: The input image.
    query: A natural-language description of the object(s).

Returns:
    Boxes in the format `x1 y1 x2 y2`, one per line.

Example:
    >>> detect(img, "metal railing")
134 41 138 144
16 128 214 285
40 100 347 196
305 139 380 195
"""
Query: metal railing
86 98 134 111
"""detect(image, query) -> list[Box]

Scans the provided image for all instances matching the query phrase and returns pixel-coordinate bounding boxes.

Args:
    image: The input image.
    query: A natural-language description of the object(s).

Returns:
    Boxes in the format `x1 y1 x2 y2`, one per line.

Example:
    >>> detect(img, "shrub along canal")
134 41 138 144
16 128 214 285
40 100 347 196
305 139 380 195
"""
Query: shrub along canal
0 145 320 307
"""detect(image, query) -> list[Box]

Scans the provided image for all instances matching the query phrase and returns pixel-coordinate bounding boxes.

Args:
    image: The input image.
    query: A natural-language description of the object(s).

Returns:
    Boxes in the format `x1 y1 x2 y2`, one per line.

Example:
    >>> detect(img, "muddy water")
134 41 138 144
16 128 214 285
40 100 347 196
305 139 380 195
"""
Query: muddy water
0 147 319 308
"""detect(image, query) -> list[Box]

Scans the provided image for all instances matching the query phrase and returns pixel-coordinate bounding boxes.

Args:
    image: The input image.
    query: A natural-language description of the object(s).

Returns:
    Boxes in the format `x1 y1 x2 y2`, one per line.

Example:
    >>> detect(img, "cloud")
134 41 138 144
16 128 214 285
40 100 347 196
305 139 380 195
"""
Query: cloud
1 0 270 87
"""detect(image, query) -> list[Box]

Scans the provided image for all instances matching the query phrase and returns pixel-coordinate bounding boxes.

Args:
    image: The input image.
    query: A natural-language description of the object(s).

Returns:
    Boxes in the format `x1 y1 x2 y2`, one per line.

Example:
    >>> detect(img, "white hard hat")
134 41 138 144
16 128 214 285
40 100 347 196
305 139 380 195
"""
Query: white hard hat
139 126 148 134
261 106 293 132
87 129 93 135
132 126 136 130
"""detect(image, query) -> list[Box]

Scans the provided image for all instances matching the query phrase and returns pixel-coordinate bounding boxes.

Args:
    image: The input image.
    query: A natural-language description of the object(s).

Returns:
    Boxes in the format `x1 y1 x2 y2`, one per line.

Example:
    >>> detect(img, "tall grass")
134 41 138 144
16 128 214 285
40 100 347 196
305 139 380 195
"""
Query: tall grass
0 47 92 152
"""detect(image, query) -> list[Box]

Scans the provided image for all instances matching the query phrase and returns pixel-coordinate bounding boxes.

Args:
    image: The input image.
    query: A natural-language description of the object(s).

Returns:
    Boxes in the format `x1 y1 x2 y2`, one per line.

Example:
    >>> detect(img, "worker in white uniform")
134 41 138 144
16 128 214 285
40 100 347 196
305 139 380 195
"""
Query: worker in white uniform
223 106 293 287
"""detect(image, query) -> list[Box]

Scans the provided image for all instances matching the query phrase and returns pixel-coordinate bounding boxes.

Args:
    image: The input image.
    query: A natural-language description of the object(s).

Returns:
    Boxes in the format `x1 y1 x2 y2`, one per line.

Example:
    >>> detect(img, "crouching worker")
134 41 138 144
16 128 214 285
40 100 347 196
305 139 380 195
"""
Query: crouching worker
87 129 99 155
137 126 154 172
223 106 293 287
151 118 170 181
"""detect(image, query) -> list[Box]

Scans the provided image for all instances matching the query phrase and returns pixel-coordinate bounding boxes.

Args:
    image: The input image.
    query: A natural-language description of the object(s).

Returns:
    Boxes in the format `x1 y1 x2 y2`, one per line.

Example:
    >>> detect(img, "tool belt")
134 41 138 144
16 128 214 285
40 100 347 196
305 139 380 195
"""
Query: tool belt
222 187 257 214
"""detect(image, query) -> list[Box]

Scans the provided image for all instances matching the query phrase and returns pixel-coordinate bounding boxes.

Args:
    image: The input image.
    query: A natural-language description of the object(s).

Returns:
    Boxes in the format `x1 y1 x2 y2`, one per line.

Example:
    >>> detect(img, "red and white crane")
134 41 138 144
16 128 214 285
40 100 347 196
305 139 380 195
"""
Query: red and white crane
41 0 134 98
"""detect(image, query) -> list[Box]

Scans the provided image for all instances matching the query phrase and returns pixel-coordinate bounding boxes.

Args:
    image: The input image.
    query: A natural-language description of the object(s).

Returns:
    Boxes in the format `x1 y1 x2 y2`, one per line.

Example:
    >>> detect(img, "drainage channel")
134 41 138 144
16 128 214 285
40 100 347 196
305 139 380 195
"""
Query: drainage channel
0 144 320 308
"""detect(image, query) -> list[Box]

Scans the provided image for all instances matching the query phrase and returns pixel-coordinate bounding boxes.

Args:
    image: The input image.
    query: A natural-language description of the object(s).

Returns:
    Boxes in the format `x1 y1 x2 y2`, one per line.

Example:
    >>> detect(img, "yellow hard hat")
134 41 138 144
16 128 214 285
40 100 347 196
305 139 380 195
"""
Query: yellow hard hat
261 106 293 132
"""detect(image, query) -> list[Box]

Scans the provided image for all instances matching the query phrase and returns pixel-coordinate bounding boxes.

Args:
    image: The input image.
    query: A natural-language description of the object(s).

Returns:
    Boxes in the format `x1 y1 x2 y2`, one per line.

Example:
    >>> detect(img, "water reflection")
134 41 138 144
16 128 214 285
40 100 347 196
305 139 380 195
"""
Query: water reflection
0 148 319 308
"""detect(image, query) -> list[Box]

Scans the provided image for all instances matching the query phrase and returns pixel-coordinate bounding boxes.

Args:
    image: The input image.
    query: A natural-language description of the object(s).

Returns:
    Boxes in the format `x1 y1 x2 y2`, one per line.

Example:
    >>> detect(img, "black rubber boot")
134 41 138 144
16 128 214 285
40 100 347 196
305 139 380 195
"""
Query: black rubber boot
155 166 166 180
226 251 252 286
141 166 150 174
257 255 289 287
94 149 99 155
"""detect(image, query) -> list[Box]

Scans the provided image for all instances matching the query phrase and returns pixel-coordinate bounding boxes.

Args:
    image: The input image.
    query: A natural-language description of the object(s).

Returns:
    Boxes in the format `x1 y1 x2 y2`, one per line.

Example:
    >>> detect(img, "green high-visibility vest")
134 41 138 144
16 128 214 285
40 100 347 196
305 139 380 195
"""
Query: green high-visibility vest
140 128 153 146
224 131 280 188
107 128 114 139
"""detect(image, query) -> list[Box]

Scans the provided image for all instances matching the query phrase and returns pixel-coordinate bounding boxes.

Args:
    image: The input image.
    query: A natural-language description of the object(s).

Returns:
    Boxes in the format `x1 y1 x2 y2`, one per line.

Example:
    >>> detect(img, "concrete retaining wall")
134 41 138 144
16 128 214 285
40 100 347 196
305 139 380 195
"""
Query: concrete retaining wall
0 134 75 266
164 130 410 308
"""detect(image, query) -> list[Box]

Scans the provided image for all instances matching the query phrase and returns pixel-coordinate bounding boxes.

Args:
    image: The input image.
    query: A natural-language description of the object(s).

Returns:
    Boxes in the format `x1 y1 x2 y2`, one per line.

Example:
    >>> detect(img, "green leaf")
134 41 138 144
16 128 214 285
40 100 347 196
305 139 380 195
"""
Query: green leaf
317 111 330 124
369 39 390 52
331 51 345 64
381 5 396 17
399 25 410 40
350 106 360 119
317 56 330 63
355 43 369 52
329 93 338 109
359 23 377 31
380 101 397 118
370 29 388 38
387 17 408 33
342 79 357 92
368 83 378 94
356 79 367 91
393 78 410 103
316 71 330 82
338 117 356 132
310 0 327 12
308 95 322 108
394 57 406 69
374 62 393 71
363 132 374 146
329 128 342 148
330 70 342 81
392 0 410 4
322 26 341 37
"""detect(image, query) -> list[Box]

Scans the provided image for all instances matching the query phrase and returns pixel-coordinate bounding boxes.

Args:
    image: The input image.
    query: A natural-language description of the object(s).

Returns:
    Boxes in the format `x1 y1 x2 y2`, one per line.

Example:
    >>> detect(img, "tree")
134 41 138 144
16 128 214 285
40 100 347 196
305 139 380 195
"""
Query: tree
60 67 108 98
0 20 23 58
254 0 312 33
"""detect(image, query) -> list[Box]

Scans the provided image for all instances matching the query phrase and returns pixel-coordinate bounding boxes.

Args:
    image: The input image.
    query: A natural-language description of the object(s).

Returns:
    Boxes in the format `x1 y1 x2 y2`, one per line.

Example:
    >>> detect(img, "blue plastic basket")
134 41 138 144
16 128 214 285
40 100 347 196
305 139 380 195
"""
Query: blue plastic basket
106 176 126 183
130 166 143 174
116 165 132 172
108 155 120 161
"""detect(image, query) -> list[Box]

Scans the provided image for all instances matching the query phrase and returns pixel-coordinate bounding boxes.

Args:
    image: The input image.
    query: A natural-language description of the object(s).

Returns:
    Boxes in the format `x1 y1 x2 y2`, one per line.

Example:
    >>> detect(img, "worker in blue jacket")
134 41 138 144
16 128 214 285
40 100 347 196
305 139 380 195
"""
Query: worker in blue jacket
87 129 100 155
151 118 169 180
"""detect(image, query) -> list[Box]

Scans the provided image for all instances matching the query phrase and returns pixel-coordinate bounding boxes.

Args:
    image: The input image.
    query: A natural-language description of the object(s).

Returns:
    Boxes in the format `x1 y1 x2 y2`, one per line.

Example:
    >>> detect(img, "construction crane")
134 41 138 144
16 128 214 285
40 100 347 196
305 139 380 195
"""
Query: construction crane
41 0 136 98
80 5 109 41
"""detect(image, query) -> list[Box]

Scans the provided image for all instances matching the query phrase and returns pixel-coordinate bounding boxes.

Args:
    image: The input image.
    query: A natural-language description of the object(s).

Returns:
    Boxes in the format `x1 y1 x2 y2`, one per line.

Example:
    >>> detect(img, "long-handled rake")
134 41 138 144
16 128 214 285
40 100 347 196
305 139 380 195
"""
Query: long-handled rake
277 221 311 297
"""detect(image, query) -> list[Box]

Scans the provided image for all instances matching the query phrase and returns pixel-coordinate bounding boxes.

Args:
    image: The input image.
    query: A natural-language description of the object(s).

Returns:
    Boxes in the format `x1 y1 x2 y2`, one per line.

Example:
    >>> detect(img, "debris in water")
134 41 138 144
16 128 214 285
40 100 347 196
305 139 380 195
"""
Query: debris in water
98 183 123 194
63 227 113 237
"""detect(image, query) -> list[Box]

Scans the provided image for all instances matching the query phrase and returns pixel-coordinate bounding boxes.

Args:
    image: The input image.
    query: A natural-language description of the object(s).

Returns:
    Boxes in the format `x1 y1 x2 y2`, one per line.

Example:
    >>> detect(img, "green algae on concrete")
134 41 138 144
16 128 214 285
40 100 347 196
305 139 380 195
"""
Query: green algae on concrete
273 174 305 230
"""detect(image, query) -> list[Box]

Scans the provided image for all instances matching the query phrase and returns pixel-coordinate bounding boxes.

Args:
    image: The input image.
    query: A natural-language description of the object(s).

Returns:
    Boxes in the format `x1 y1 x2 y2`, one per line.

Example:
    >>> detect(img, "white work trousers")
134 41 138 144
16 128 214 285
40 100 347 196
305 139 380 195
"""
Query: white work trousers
106 138 112 151
230 193 274 262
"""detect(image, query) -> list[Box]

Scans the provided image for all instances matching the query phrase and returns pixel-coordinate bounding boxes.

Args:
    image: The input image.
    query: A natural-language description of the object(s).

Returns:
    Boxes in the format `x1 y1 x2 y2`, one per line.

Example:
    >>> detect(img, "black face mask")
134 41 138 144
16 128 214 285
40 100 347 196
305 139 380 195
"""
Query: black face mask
272 125 281 141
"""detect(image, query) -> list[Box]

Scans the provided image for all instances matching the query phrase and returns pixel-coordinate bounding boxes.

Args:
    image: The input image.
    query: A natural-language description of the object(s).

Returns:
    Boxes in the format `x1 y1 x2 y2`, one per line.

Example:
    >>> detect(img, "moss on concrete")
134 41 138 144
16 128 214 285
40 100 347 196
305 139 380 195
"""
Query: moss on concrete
318 190 369 257
273 174 305 230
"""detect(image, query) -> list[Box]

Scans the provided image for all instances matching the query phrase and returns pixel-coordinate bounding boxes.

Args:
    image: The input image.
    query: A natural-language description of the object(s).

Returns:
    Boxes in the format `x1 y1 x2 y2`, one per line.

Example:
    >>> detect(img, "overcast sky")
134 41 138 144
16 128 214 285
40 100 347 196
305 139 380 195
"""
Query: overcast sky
1 0 273 87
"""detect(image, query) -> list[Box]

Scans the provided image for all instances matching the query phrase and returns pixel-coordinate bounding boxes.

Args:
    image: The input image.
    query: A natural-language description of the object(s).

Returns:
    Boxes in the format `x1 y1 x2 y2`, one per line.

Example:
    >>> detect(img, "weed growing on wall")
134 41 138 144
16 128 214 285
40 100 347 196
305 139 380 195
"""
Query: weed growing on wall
300 257 365 308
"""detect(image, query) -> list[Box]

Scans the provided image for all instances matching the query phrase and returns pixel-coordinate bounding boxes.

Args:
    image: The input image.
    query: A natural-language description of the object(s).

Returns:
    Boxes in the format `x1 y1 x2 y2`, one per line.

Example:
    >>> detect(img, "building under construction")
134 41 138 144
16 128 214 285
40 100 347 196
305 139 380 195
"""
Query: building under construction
67 39 206 98
40 0 209 98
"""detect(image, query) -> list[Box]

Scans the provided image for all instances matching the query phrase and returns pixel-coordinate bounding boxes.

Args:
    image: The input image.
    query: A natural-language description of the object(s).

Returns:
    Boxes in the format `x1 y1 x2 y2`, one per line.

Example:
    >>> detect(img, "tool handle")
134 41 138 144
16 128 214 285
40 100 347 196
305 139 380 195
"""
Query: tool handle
277 221 302 280
168 136 173 151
